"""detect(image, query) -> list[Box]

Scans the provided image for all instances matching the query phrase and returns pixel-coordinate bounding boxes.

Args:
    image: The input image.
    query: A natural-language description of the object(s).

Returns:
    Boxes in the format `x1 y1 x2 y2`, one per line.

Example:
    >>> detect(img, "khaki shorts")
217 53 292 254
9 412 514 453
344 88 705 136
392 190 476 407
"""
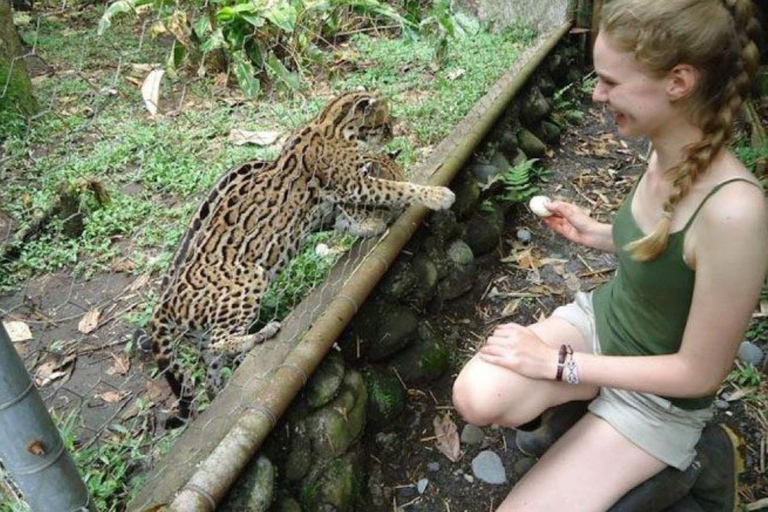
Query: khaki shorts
551 291 713 471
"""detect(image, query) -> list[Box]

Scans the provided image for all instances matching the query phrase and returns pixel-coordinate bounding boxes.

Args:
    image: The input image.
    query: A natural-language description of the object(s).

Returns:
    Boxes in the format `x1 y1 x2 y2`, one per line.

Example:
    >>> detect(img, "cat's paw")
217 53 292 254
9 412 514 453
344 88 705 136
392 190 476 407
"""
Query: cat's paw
423 187 455 210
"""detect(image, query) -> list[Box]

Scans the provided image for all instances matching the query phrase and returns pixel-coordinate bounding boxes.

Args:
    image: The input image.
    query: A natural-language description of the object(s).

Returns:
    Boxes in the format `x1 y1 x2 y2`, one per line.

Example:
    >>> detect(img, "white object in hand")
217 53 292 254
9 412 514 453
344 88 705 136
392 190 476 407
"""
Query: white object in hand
529 195 553 217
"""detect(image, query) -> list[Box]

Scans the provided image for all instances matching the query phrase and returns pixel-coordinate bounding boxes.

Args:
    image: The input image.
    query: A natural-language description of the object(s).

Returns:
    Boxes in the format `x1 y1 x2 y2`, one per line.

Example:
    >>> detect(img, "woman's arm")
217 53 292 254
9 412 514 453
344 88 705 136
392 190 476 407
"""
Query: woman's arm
481 184 768 397
543 200 615 252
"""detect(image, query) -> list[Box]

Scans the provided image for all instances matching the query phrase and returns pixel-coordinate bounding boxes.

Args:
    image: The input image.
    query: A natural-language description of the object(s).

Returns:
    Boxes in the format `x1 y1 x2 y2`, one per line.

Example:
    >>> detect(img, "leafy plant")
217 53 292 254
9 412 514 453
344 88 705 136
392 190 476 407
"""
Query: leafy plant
498 159 548 204
728 361 762 388
98 0 411 96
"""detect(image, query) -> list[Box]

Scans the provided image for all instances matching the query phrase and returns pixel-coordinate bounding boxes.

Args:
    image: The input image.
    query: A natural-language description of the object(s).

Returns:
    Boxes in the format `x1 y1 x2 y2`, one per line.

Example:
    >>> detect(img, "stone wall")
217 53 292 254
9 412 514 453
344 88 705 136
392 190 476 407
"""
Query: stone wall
219 39 584 512
454 0 572 32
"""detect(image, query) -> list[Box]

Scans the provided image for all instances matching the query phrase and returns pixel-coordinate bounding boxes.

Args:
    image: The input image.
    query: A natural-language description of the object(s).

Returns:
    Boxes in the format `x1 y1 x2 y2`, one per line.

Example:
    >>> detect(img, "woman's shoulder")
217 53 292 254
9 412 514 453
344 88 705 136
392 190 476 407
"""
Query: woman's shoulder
694 159 766 241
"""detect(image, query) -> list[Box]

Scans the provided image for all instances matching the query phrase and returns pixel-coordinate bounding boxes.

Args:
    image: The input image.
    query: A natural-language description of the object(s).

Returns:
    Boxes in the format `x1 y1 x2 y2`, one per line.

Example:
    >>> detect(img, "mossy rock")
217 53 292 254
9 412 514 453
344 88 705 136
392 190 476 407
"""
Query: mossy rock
220 456 275 512
451 172 481 220
299 452 362 512
377 259 417 303
388 327 449 384
363 367 406 429
464 202 504 257
429 209 463 244
536 120 561 145
306 370 367 459
521 87 551 126
345 301 418 362
517 128 547 159
285 420 312 481
408 254 439 310
306 350 346 409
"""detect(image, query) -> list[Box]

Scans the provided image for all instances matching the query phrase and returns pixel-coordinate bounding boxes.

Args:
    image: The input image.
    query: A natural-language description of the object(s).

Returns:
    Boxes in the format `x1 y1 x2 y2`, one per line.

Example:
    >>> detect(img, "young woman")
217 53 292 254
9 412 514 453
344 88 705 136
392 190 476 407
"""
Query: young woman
452 0 767 510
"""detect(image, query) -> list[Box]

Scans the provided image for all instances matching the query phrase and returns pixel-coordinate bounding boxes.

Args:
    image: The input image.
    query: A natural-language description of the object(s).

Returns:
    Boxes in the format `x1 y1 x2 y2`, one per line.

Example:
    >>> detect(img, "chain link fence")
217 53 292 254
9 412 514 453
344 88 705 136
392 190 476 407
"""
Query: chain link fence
0 0 573 510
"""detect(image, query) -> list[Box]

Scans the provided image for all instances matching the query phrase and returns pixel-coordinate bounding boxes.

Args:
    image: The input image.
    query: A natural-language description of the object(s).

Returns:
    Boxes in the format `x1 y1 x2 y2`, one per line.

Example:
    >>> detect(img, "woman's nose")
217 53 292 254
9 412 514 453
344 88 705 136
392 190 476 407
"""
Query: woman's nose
592 81 608 103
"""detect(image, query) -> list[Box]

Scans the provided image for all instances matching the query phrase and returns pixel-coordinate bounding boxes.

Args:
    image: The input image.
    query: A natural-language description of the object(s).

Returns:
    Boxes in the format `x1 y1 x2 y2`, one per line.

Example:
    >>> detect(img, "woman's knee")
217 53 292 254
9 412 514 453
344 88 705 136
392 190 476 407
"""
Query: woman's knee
452 359 542 427
452 368 498 426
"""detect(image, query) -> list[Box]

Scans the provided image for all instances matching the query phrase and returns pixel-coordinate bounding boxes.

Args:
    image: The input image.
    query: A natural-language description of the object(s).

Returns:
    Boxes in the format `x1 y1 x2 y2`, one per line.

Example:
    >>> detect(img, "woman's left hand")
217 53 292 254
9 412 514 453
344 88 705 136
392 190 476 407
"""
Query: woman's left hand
478 323 559 380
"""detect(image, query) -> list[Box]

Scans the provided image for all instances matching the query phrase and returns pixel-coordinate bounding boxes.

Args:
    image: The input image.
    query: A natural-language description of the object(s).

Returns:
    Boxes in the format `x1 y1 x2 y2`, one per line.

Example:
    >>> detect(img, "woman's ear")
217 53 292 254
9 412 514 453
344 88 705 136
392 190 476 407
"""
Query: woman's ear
666 64 699 101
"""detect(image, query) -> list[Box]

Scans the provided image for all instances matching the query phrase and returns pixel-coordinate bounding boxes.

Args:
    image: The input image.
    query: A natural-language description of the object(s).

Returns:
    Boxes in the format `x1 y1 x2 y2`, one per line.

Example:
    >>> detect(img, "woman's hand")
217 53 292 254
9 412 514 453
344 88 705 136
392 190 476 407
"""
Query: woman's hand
542 200 615 252
478 323 559 380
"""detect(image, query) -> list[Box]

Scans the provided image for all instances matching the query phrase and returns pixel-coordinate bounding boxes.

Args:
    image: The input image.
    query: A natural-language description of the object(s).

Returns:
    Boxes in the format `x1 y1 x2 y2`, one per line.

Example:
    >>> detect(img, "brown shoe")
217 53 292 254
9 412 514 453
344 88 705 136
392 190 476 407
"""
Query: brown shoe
515 400 590 457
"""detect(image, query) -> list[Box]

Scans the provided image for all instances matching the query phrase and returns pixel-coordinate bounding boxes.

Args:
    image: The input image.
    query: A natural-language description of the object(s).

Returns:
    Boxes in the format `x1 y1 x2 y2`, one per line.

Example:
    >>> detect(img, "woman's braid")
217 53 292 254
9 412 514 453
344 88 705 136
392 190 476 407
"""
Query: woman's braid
626 0 761 260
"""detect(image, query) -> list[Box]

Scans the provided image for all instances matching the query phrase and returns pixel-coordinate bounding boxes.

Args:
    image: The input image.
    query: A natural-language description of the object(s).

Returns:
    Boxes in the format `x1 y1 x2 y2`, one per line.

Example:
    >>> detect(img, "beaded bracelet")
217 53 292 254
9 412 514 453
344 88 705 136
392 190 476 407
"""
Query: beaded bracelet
564 345 580 385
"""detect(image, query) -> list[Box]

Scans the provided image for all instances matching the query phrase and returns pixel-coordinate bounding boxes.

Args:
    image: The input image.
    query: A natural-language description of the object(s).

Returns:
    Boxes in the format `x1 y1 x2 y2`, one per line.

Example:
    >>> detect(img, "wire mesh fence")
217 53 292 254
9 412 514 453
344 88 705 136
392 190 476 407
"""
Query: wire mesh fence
0 0 572 510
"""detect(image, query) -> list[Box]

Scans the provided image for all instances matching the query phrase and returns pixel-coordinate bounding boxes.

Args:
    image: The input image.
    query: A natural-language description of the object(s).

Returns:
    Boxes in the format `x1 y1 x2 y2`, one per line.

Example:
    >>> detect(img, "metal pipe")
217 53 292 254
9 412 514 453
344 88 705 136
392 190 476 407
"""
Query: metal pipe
0 322 95 512
163 21 574 512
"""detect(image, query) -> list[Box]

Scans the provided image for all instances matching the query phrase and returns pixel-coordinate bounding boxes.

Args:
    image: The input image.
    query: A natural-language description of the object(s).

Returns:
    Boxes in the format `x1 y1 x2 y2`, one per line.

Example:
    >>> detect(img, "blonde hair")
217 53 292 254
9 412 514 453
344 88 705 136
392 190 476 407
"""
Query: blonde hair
600 0 761 260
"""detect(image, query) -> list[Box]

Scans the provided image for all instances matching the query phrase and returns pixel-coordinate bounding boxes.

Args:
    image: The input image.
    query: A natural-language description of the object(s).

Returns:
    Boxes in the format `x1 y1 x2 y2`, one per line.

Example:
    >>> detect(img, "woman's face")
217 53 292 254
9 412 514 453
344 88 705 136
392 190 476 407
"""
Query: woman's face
591 32 676 139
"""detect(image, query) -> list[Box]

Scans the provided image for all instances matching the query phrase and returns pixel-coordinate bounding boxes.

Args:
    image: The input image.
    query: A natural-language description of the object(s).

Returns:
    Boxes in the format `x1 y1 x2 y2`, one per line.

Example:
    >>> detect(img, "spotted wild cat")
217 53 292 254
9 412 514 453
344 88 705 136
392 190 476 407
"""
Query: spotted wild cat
135 92 455 422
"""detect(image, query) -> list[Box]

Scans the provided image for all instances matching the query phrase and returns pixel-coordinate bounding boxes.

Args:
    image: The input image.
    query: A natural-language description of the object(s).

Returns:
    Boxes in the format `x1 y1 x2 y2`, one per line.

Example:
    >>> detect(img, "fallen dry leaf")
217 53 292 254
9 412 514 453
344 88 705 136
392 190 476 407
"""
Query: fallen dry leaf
106 352 131 376
34 354 76 387
112 258 137 273
3 320 33 342
227 129 281 146
129 273 151 292
501 299 520 317
141 68 165 116
433 413 462 463
98 390 127 403
78 308 101 334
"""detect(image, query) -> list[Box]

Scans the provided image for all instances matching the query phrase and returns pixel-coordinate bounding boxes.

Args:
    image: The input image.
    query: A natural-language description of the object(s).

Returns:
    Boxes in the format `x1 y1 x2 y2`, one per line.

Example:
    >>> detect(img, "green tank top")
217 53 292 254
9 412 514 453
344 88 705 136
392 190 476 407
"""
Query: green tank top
592 177 762 410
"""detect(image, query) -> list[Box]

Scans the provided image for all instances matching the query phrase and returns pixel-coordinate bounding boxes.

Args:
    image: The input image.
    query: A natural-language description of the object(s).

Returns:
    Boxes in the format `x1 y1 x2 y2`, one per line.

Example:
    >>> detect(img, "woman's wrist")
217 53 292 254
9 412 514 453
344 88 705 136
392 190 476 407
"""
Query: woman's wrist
555 344 580 384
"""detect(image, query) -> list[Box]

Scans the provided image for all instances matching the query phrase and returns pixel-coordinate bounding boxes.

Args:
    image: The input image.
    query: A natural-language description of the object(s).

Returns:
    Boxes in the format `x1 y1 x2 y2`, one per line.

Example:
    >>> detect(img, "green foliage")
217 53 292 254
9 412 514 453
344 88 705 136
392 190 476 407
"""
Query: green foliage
745 318 768 343
98 0 411 95
498 159 548 204
258 232 357 324
342 22 536 146
728 361 762 388
49 409 182 512
733 140 768 177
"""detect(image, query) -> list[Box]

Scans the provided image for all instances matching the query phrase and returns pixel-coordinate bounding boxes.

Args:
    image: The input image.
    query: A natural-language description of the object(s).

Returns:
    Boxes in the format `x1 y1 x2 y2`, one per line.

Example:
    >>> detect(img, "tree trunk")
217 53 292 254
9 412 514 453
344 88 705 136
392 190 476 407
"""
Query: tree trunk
0 0 37 134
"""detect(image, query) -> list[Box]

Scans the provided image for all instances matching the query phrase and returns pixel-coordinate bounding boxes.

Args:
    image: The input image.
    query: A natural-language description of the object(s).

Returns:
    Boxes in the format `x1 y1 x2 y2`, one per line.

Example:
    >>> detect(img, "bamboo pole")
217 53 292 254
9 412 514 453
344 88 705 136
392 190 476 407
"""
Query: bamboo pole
0 322 96 512
155 22 574 512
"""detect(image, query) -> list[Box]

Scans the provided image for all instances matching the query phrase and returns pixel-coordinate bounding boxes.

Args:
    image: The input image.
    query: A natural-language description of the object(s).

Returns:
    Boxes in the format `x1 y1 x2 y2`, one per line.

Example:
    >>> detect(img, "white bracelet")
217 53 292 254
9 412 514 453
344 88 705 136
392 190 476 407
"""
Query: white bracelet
565 357 580 385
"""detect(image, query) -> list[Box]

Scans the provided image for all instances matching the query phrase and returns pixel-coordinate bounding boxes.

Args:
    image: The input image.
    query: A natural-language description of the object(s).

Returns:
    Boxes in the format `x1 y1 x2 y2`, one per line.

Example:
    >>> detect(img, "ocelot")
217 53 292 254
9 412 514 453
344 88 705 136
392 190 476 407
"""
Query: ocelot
135 92 455 423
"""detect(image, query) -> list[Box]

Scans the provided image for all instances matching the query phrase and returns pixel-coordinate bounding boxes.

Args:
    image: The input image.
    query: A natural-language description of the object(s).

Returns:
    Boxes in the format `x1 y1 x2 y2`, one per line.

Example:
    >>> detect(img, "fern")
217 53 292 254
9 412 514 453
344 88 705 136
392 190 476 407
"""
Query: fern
500 159 543 203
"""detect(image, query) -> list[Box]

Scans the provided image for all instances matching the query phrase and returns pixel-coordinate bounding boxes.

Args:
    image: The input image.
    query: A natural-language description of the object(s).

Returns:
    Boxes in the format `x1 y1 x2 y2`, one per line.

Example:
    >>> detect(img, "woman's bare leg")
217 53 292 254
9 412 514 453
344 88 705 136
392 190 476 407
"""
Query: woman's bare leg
452 317 599 428
498 413 667 512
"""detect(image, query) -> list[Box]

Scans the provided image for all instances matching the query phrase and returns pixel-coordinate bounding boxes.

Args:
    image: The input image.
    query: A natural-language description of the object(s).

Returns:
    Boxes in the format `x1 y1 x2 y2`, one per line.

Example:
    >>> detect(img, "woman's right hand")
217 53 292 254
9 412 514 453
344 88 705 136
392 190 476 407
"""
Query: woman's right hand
542 200 614 252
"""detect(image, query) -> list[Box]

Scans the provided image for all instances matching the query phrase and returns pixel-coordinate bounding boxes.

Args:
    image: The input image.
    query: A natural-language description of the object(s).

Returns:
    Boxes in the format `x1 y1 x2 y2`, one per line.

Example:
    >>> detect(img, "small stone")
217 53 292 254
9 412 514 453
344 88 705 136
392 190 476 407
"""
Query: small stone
397 486 416 499
463 474 475 483
460 424 485 445
516 228 532 244
427 462 440 472
447 240 474 266
417 478 429 495
714 399 730 411
471 450 507 485
513 457 537 477
737 341 764 367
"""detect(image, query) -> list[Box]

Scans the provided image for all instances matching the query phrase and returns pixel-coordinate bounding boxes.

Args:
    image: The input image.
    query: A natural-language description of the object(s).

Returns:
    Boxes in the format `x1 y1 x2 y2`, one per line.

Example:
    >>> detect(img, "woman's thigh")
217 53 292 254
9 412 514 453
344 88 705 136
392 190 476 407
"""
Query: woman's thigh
498 413 667 512
452 317 599 427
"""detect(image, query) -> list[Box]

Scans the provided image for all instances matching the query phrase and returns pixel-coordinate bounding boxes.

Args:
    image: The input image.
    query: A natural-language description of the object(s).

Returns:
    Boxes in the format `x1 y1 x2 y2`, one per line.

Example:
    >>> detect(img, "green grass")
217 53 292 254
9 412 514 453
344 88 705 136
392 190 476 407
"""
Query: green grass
339 24 536 165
